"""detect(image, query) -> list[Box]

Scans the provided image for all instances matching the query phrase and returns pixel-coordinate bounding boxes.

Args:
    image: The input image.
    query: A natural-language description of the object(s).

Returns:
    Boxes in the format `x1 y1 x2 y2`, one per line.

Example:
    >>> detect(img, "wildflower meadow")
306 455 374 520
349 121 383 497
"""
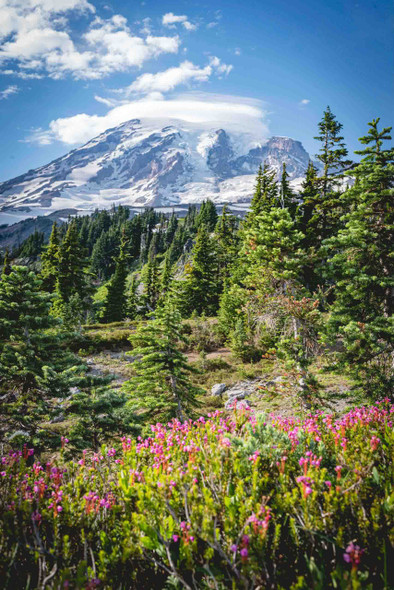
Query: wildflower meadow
0 402 393 589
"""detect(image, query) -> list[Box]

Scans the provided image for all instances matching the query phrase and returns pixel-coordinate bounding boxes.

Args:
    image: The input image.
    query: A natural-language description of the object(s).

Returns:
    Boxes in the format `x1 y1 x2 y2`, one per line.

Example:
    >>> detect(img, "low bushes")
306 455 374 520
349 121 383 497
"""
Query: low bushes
0 402 393 589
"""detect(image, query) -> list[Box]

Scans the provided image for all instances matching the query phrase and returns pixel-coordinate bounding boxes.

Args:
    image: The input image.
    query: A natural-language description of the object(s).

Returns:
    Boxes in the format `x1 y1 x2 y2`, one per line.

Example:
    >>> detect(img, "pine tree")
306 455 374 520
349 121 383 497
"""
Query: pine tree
142 255 160 312
315 106 351 198
2 248 11 276
313 106 352 241
126 275 140 319
244 163 278 230
158 251 173 306
279 162 296 215
53 221 90 323
122 299 202 423
0 267 87 448
180 224 220 316
296 161 322 289
67 387 138 451
197 200 218 231
40 221 60 291
325 119 394 397
215 205 239 284
102 230 129 323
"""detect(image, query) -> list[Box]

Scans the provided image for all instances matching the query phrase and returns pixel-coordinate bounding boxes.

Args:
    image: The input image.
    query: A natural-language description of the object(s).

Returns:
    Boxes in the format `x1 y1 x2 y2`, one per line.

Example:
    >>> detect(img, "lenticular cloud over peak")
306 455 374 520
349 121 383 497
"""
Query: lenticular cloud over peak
36 93 269 146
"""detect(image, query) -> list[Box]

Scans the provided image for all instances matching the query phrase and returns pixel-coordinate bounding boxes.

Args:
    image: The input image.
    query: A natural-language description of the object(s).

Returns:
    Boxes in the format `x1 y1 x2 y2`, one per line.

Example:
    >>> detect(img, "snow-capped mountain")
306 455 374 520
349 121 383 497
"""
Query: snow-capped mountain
0 119 312 223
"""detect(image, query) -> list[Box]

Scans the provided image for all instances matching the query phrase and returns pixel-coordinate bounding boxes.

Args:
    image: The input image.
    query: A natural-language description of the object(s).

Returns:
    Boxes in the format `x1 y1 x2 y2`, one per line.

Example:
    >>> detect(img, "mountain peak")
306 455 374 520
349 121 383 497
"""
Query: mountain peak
0 120 312 224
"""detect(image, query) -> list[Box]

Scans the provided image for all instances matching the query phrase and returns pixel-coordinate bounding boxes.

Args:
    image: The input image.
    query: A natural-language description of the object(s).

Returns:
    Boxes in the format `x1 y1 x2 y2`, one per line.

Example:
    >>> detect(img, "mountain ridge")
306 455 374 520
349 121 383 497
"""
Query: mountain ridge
0 118 313 224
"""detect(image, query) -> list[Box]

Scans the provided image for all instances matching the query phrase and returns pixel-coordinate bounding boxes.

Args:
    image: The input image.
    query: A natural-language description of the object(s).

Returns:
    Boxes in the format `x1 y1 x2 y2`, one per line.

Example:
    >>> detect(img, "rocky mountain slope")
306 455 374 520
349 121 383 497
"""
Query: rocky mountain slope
0 119 312 224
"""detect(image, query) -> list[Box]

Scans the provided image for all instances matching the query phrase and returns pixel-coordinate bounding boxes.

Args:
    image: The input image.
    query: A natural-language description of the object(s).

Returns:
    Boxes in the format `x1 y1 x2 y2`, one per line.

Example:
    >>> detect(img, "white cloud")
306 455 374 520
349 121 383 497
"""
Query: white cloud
123 56 232 96
299 98 310 105
162 12 197 31
208 56 232 76
0 83 19 99
26 93 268 145
0 2 180 79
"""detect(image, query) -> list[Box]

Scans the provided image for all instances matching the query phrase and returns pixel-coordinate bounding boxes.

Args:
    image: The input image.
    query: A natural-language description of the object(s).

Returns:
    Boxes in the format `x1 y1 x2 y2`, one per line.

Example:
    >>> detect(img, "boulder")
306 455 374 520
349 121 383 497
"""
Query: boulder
211 383 227 396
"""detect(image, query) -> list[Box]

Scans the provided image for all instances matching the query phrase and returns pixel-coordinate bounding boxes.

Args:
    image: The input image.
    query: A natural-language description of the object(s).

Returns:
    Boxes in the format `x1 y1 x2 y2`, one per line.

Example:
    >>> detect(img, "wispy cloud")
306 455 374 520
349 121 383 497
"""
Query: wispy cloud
0 84 19 99
299 98 310 106
162 13 197 31
124 56 232 96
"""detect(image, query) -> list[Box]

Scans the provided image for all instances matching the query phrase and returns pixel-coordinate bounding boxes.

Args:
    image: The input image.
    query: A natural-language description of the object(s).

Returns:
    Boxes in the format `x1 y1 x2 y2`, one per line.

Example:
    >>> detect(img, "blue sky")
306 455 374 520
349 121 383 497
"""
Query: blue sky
0 0 392 182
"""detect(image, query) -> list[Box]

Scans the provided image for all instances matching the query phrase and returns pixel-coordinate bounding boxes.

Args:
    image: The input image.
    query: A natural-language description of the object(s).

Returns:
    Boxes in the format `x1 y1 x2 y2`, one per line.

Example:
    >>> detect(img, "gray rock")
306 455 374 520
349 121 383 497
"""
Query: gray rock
50 414 65 424
225 398 250 410
211 383 227 396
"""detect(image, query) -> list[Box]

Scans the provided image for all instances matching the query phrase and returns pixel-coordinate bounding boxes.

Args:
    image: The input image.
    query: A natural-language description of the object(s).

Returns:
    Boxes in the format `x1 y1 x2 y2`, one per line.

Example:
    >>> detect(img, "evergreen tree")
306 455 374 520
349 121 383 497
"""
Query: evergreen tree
180 224 220 316
90 229 118 280
142 255 160 312
296 161 322 289
67 387 138 451
313 107 352 241
102 230 129 323
279 162 296 215
315 106 351 198
40 221 60 291
122 299 202 423
2 248 11 276
0 267 87 448
53 221 90 323
158 251 173 305
325 119 394 397
197 200 218 231
126 275 140 319
18 231 44 259
215 205 239 283
244 163 278 230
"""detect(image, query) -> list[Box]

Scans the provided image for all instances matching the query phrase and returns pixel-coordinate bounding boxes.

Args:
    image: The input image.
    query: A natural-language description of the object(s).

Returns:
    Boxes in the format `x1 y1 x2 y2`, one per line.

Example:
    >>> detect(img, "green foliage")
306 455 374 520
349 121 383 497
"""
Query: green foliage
67 387 139 451
53 221 91 324
196 199 218 231
40 221 60 291
1 247 11 276
179 224 221 317
102 230 129 323
123 299 203 423
324 119 394 397
0 267 87 448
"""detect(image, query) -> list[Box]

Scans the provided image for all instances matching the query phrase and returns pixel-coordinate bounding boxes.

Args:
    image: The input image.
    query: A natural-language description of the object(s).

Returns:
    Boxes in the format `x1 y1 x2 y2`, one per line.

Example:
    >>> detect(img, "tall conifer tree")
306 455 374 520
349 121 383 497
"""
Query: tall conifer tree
103 230 129 322
40 221 60 292
325 118 394 396
122 299 201 423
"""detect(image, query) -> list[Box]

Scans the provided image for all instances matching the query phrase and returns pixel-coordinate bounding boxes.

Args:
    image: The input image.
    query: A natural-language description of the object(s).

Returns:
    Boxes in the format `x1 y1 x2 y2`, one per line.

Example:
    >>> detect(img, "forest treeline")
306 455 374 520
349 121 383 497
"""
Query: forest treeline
0 108 393 452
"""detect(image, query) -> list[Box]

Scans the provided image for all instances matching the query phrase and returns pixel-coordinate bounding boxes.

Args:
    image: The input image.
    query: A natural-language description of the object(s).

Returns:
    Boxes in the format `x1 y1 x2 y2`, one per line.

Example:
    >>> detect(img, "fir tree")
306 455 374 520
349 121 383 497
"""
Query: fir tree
296 161 322 289
158 251 173 305
126 275 140 319
142 255 160 312
53 221 90 323
40 221 60 292
313 107 352 241
180 224 220 316
0 267 87 448
244 163 278 230
2 248 11 276
315 106 351 198
122 299 202 423
67 387 138 451
197 200 218 231
279 162 296 214
325 119 394 397
103 230 129 323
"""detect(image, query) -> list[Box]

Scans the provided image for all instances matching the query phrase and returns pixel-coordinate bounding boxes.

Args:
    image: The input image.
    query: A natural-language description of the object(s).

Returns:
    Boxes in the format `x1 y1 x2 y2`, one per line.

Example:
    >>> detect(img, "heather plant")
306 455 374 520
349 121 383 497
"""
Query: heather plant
0 402 393 589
